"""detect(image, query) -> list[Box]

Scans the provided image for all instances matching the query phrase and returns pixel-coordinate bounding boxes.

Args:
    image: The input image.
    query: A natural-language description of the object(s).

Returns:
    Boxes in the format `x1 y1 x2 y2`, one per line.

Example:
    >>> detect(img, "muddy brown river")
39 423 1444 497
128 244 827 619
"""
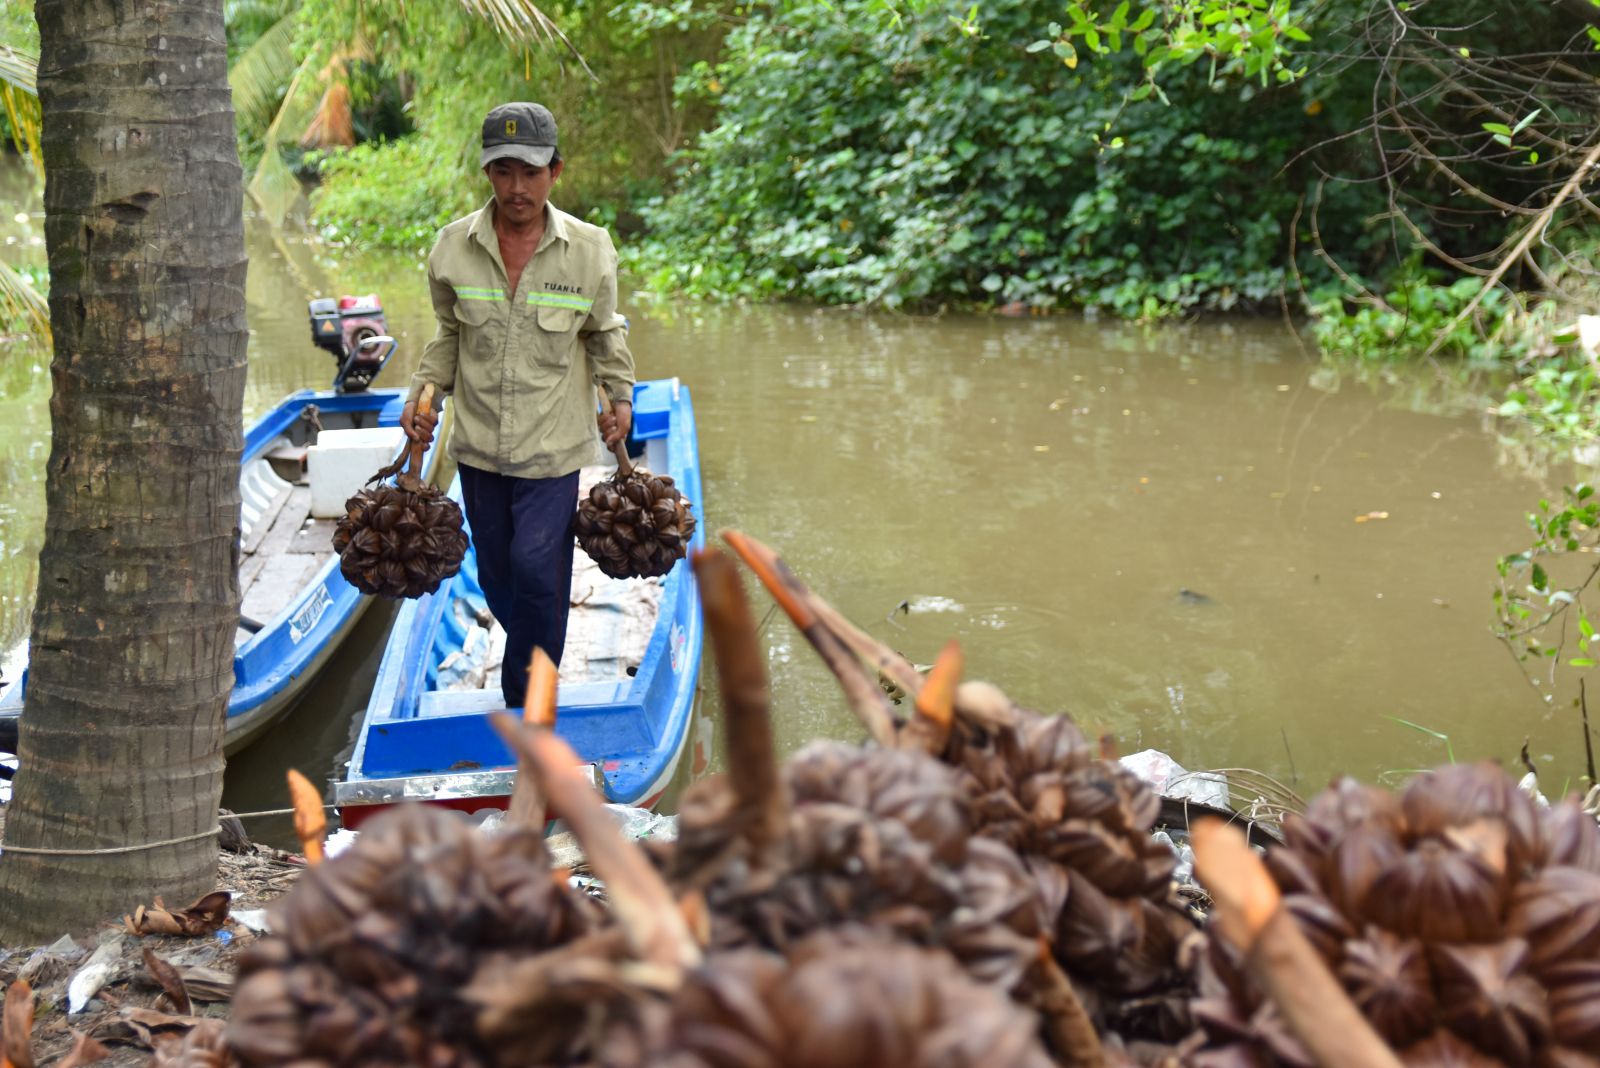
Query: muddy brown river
1 191 1591 839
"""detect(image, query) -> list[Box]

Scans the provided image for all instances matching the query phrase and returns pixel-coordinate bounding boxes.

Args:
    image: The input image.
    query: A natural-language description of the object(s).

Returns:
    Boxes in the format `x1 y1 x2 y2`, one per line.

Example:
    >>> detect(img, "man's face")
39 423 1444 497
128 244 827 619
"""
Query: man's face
485 157 563 227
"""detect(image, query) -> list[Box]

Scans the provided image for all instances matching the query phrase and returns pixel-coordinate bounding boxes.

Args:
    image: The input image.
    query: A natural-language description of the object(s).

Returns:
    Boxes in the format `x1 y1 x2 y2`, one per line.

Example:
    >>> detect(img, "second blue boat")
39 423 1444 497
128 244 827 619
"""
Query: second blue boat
334 378 705 828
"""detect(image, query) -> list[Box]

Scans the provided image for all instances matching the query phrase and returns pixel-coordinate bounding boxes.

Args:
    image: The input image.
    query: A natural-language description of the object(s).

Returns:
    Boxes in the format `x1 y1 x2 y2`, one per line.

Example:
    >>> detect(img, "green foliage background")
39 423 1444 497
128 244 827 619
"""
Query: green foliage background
626 0 1322 313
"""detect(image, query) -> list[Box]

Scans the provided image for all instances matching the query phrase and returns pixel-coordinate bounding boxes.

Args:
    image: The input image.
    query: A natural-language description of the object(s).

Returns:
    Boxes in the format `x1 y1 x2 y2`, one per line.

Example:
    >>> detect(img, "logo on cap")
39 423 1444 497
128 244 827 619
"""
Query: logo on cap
505 120 517 136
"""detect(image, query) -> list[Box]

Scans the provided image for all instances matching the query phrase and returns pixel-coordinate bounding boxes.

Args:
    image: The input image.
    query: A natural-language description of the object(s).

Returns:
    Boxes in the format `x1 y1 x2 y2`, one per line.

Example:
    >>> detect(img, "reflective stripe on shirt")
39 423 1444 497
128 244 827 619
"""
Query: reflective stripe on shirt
526 291 595 312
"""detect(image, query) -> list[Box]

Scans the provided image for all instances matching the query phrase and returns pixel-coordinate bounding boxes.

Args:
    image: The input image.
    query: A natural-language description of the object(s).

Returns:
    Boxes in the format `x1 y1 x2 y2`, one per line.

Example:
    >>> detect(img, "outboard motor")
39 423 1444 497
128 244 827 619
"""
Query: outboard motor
309 293 394 392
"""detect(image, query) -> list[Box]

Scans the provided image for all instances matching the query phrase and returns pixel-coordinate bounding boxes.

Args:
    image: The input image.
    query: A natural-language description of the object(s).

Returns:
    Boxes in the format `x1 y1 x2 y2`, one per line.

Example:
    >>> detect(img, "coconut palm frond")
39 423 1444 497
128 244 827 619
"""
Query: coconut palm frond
0 260 50 344
247 146 303 229
224 0 297 28
0 44 41 167
454 0 595 80
228 12 298 133
0 43 37 95
300 80 354 148
244 51 323 227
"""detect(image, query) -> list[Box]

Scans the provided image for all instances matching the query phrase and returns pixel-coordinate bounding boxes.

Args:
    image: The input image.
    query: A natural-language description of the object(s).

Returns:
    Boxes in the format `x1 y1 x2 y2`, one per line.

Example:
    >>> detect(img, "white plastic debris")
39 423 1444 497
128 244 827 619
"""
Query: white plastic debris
606 804 677 843
231 909 273 934
540 805 677 872
1149 829 1196 886
1121 749 1231 809
67 936 124 1013
1518 770 1551 808
46 932 86 961
324 826 360 858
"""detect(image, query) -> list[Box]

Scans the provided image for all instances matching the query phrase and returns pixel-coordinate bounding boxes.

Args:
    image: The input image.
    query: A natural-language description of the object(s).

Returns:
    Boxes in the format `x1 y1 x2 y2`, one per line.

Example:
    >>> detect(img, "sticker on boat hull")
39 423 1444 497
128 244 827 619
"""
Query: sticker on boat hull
289 585 334 644
669 622 686 673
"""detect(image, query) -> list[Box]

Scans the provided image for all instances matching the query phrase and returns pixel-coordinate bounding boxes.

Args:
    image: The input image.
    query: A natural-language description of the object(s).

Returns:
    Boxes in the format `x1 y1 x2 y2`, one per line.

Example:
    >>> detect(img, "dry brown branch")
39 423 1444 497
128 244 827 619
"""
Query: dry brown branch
693 548 789 851
285 768 326 865
720 529 899 745
507 724 702 976
903 639 961 755
500 647 559 829
1424 137 1600 357
1192 819 1404 1068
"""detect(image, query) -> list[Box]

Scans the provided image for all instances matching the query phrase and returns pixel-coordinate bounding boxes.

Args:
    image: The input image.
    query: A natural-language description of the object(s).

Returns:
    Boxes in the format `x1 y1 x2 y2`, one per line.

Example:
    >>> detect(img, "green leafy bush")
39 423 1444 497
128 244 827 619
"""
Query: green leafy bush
309 135 481 248
1307 259 1523 364
625 0 1316 313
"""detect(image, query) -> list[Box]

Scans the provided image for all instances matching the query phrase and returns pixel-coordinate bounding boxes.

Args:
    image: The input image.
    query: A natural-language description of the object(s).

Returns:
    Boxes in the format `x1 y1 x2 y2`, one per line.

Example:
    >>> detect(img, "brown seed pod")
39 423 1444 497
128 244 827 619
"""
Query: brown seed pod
1283 892 1355 965
1302 777 1405 843
1338 927 1437 1048
1398 1029 1506 1068
664 741 1041 996
1364 840 1506 945
1327 824 1406 920
227 805 596 1067
639 930 1057 1068
1536 800 1600 872
1401 764 1542 875
1544 959 1600 1049
574 469 696 580
1505 865 1600 974
333 484 467 599
1431 940 1549 1064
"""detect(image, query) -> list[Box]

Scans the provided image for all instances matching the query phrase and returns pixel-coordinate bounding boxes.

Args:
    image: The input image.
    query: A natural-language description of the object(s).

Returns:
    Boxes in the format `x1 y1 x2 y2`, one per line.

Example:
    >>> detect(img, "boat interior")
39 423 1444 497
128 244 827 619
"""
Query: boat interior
237 404 404 642
435 462 667 693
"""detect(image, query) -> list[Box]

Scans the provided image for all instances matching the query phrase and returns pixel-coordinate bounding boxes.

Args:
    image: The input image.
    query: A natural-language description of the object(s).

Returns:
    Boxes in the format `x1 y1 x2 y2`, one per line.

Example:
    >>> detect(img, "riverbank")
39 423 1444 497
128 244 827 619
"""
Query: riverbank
0 809 303 1066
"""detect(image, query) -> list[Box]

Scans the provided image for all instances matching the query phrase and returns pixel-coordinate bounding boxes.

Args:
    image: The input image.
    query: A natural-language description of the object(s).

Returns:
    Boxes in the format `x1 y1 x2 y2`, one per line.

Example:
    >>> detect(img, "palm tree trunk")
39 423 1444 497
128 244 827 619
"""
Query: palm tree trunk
0 0 246 941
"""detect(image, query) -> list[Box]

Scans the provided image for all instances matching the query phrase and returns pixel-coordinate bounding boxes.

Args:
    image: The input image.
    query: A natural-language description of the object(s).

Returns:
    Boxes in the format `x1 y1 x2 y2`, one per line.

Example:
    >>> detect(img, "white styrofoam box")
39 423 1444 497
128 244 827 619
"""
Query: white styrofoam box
306 427 408 518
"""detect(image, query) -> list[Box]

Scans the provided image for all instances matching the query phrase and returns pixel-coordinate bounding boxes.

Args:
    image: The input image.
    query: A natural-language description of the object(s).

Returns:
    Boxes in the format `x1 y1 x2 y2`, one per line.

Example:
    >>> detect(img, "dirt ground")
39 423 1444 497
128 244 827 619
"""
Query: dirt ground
0 810 305 1067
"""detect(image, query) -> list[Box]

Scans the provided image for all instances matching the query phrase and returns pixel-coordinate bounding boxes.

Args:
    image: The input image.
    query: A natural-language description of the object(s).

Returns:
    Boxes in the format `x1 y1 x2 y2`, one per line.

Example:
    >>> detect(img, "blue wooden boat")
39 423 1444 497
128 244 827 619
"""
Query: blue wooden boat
0 384 445 754
334 378 704 829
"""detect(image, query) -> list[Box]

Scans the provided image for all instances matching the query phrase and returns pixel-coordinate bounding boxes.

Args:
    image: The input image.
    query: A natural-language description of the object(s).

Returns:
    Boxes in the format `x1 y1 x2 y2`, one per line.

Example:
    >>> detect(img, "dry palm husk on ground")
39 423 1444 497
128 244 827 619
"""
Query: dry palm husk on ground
572 385 696 580
332 383 467 599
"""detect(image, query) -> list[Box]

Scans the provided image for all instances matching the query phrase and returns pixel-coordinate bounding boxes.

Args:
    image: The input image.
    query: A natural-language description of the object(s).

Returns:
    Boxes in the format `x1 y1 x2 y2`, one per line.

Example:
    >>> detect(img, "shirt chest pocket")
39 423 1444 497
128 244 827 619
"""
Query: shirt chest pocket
534 302 585 336
528 302 585 367
454 290 506 343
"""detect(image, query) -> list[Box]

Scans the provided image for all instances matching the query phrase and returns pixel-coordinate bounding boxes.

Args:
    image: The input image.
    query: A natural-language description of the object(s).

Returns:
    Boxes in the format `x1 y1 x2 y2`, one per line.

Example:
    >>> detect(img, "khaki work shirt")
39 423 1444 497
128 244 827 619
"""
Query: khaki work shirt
409 199 636 480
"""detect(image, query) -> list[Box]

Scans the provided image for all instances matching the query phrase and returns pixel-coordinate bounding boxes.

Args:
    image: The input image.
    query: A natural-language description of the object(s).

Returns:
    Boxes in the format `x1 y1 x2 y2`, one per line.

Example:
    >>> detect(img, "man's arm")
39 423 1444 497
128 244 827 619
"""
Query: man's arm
584 231 635 446
402 252 460 444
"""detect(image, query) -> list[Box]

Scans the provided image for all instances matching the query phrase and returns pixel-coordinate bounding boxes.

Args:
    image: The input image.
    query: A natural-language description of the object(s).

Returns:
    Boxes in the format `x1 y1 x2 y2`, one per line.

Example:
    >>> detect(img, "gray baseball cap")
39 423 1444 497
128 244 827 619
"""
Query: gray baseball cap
481 102 558 168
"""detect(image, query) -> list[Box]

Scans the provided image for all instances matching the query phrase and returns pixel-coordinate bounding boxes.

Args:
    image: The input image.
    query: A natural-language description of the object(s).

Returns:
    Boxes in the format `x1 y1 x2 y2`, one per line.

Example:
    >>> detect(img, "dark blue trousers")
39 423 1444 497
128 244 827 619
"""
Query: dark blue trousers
458 464 579 708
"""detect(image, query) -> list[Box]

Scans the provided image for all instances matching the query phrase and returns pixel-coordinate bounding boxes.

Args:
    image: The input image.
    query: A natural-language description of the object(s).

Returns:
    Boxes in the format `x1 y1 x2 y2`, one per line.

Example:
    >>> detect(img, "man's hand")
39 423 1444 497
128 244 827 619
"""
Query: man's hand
599 400 632 448
401 401 439 446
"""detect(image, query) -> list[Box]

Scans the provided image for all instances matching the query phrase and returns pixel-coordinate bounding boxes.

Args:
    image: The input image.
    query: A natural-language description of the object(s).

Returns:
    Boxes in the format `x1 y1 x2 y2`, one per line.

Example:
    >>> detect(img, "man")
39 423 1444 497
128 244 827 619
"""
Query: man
402 101 635 709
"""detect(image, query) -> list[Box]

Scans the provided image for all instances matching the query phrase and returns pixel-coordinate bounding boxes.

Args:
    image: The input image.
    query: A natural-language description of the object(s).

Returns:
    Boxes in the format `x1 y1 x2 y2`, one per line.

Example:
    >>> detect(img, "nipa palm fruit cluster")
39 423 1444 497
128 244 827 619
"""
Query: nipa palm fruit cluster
713 531 1201 1046
1190 761 1600 1067
227 806 597 1067
332 481 468 599
215 717 1059 1068
937 692 1201 1041
573 469 696 580
662 738 1046 996
638 545 1196 1066
616 929 1057 1068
